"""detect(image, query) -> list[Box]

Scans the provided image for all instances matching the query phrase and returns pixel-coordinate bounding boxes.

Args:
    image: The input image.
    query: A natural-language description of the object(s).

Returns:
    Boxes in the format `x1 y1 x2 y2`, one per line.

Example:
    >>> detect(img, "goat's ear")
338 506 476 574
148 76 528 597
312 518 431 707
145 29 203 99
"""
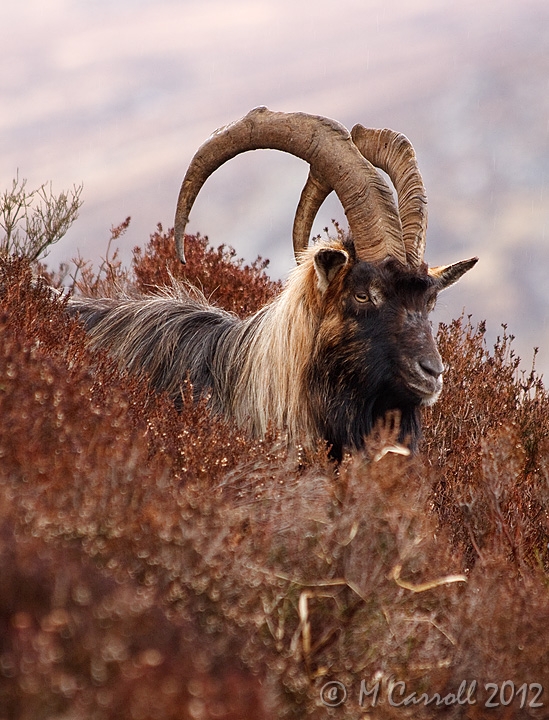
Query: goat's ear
313 248 349 293
429 257 478 290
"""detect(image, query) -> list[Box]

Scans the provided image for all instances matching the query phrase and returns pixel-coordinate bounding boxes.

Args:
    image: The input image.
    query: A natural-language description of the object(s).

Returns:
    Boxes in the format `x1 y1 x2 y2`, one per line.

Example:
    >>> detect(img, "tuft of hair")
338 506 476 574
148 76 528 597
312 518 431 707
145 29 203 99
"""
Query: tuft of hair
67 239 347 446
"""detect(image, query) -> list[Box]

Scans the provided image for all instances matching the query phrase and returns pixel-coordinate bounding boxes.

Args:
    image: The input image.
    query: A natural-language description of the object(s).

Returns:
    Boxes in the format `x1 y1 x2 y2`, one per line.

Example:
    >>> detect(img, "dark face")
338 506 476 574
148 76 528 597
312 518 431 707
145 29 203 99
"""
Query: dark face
340 258 444 406
308 255 444 456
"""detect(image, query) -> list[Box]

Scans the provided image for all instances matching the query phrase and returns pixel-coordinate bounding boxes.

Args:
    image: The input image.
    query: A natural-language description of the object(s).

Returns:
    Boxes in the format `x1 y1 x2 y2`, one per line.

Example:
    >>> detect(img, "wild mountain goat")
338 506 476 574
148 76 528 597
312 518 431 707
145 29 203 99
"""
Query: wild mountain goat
69 107 477 458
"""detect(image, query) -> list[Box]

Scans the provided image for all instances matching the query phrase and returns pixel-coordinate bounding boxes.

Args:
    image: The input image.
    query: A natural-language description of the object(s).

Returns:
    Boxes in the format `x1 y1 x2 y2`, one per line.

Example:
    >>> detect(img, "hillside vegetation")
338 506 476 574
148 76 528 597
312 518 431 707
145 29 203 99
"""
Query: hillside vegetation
1 226 548 719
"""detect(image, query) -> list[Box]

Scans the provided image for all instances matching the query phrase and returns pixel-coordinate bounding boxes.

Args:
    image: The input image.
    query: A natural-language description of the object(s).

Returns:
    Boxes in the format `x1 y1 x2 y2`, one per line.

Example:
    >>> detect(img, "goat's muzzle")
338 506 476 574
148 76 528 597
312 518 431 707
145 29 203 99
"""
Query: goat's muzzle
411 352 444 405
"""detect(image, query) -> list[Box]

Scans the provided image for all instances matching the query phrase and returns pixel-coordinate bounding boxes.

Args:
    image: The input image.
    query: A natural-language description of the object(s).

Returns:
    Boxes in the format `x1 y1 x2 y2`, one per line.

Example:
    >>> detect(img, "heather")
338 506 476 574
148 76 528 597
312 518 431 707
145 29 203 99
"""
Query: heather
1 227 548 719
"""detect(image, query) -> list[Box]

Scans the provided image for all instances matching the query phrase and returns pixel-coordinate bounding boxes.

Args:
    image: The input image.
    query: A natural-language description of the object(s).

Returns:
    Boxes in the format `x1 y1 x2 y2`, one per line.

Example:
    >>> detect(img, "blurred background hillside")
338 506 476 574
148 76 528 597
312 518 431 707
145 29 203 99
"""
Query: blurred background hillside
2 0 548 375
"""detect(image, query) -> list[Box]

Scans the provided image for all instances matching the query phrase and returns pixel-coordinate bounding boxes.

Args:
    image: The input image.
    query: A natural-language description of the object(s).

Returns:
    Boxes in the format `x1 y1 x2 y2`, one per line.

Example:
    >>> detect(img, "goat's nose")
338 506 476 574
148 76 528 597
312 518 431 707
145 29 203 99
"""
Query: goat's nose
419 356 444 379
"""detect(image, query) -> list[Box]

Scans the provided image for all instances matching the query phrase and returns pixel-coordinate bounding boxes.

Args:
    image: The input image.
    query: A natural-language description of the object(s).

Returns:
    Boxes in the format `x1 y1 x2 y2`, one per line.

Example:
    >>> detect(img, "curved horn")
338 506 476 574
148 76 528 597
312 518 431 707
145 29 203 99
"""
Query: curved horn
293 125 428 267
292 165 402 261
350 126 427 267
174 107 406 265
292 170 333 259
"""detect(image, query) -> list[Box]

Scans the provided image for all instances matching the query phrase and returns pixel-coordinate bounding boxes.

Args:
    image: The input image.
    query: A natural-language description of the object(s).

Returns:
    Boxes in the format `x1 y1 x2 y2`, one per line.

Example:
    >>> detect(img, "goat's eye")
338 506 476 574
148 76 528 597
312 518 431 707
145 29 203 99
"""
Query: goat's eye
354 291 370 303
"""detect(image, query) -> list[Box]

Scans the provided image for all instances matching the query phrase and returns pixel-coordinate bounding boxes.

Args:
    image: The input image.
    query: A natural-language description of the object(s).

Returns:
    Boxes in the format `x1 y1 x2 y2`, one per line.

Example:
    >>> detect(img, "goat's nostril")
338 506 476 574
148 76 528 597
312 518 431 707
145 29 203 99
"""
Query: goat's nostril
419 357 444 379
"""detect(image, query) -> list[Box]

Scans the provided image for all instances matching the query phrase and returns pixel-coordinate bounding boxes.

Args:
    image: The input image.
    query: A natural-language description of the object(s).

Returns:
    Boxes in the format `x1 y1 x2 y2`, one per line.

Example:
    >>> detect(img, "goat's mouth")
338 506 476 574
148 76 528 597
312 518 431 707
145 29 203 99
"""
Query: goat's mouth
403 358 444 405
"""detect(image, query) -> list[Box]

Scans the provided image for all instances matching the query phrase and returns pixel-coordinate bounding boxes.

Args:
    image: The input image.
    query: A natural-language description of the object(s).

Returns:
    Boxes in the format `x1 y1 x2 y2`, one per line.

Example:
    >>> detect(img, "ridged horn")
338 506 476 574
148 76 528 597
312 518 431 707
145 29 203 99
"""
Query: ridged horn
292 170 333 259
174 107 406 265
292 124 428 267
350 125 428 267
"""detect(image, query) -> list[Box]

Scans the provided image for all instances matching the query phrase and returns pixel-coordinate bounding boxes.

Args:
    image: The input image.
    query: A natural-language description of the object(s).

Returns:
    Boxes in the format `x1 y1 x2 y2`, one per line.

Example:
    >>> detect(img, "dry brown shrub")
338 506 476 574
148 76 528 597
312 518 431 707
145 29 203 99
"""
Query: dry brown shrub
423 317 549 570
1 234 549 720
133 225 281 316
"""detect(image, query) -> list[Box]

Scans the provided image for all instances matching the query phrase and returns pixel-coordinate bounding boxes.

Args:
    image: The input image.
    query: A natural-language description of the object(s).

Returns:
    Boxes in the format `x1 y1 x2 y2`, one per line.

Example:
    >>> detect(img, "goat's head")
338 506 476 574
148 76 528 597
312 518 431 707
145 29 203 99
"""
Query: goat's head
173 107 477 453
303 244 475 454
